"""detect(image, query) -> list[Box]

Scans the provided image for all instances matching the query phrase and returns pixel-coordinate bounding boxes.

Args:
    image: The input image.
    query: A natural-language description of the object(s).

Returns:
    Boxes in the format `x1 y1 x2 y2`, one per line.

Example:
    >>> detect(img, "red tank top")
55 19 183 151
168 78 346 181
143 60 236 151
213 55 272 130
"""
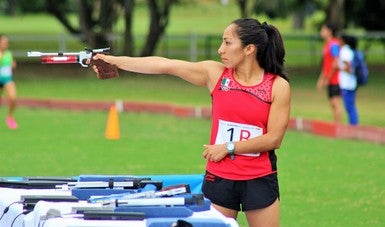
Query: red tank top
322 38 340 85
207 68 277 180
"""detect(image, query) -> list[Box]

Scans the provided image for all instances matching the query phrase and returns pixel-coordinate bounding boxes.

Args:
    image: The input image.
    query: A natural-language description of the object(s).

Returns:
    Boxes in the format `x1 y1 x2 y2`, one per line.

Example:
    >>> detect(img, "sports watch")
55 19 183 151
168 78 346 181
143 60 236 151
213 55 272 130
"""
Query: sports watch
226 141 235 160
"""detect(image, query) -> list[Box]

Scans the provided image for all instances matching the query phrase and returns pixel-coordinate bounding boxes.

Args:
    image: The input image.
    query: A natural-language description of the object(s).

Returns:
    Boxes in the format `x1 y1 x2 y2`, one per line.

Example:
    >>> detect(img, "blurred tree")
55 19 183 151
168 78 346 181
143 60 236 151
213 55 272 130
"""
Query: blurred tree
0 0 45 15
238 0 382 33
236 0 320 29
2 0 384 55
324 0 344 31
345 0 385 31
291 0 321 29
122 0 135 56
44 0 174 56
237 0 254 18
345 0 385 51
45 0 79 34
237 0 287 18
45 0 120 50
235 0 347 32
2 0 16 15
140 0 172 56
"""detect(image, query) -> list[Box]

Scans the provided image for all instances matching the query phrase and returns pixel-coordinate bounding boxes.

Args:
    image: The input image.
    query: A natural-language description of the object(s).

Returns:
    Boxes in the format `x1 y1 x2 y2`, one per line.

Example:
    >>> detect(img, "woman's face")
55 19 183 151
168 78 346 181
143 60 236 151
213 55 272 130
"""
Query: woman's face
320 25 332 39
0 37 9 51
217 24 246 68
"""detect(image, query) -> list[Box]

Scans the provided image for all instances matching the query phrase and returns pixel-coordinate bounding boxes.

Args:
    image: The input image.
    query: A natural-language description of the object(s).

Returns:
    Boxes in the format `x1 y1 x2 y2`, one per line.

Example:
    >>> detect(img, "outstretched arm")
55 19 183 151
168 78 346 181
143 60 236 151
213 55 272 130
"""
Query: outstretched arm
93 54 224 89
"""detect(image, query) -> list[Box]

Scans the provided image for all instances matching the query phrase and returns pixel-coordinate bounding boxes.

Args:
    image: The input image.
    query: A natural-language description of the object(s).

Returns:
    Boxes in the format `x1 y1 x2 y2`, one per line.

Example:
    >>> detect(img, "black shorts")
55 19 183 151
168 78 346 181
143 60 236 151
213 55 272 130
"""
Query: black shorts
202 172 279 212
328 84 341 98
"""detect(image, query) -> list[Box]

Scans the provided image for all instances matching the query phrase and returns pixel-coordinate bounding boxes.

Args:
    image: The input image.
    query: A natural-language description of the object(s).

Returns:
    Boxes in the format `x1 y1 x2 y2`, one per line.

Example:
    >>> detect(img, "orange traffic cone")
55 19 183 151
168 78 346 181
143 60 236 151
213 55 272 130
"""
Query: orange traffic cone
105 105 120 140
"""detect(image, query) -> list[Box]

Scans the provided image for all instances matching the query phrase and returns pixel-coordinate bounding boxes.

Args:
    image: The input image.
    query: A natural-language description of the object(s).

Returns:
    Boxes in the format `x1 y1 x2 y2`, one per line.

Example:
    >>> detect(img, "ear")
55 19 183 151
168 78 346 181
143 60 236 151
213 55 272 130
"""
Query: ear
244 44 256 56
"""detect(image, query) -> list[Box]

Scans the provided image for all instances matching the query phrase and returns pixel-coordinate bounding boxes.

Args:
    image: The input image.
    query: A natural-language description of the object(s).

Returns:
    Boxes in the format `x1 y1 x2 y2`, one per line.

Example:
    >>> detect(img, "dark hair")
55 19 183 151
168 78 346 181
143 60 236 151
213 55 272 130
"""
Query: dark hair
324 23 338 37
232 18 288 81
341 34 358 50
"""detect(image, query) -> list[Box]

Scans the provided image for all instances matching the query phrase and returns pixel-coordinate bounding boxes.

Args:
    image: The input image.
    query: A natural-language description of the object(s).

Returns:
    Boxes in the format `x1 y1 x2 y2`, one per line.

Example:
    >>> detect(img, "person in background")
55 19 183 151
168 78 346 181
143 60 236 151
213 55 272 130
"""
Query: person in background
316 23 343 124
339 34 359 125
92 18 290 227
0 34 18 129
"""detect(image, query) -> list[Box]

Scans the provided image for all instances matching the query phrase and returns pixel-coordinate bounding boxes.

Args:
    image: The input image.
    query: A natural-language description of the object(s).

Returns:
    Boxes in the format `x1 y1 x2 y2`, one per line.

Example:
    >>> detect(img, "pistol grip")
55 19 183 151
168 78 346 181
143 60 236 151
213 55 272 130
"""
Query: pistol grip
91 58 119 80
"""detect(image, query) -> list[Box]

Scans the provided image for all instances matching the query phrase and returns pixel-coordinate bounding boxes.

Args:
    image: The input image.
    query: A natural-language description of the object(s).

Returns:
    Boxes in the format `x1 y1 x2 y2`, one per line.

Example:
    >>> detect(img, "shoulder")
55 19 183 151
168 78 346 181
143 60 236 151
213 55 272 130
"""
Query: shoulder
272 75 290 100
329 38 340 45
196 60 226 80
197 60 224 71
340 45 353 56
273 75 290 88
327 39 340 48
198 60 225 89
4 50 12 57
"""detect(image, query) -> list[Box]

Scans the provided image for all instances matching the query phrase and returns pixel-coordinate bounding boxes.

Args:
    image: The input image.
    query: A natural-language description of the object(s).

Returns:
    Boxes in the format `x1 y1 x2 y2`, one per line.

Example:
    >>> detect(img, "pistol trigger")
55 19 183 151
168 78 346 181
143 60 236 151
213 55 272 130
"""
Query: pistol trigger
81 58 90 67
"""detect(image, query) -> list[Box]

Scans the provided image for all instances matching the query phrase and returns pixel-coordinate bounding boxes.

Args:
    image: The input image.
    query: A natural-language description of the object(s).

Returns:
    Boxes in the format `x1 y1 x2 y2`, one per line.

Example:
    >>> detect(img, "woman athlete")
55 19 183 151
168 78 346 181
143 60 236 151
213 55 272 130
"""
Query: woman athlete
92 18 290 227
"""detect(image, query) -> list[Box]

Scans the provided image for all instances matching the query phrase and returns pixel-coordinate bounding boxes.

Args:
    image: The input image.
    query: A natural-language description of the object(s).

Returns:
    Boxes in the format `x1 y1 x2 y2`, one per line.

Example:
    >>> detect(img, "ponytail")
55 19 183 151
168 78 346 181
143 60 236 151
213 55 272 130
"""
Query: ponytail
232 18 288 82
260 22 288 81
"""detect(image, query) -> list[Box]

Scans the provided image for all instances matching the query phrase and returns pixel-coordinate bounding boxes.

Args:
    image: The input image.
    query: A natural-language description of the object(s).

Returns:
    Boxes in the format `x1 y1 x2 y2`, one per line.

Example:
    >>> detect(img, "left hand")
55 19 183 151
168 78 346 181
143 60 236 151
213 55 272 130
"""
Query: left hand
202 144 228 162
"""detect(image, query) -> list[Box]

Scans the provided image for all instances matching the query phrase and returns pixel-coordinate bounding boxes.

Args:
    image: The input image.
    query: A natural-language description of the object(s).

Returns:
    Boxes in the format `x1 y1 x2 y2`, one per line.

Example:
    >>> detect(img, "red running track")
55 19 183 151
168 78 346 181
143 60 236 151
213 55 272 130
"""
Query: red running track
16 98 385 144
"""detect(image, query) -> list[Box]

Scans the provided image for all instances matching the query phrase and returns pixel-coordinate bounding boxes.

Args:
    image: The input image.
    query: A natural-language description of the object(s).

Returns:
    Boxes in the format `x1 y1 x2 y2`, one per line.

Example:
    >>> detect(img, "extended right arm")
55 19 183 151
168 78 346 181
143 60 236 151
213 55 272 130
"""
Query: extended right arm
93 54 224 89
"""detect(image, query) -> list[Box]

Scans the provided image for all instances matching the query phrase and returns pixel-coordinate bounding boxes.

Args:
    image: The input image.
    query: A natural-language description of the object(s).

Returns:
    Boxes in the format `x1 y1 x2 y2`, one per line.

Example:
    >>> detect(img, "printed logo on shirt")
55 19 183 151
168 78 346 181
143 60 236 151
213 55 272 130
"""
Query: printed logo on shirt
221 78 231 91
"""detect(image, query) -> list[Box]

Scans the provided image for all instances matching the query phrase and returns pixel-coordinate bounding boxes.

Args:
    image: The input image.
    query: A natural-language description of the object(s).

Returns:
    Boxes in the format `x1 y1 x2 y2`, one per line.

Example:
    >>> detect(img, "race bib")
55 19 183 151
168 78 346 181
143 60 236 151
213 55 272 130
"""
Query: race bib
215 119 263 157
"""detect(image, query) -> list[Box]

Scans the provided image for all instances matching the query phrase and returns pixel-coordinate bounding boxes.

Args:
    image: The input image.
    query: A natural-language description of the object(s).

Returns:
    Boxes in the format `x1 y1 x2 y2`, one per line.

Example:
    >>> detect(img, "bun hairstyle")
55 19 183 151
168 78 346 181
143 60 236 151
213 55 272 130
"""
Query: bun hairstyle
232 18 288 82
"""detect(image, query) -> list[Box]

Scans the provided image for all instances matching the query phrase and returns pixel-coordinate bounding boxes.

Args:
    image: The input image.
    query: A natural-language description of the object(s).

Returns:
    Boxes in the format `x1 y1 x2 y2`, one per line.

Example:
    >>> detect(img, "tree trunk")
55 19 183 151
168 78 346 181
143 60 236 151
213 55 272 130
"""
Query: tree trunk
77 0 94 45
292 0 308 29
77 0 111 49
46 0 80 34
237 0 247 17
326 0 344 31
123 0 135 56
6 0 16 15
237 0 255 18
98 0 117 49
140 0 173 56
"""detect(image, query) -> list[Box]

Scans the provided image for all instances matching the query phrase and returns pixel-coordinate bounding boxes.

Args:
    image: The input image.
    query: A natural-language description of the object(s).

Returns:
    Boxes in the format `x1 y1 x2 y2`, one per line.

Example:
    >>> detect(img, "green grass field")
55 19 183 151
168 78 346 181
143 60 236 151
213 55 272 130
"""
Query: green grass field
1 107 384 226
1 2 384 226
14 64 385 127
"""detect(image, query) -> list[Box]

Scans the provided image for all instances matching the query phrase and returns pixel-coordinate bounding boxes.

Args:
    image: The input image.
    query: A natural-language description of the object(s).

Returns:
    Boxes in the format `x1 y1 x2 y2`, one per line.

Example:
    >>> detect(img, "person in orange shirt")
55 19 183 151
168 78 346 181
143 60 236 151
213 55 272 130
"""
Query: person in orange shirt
316 23 343 123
